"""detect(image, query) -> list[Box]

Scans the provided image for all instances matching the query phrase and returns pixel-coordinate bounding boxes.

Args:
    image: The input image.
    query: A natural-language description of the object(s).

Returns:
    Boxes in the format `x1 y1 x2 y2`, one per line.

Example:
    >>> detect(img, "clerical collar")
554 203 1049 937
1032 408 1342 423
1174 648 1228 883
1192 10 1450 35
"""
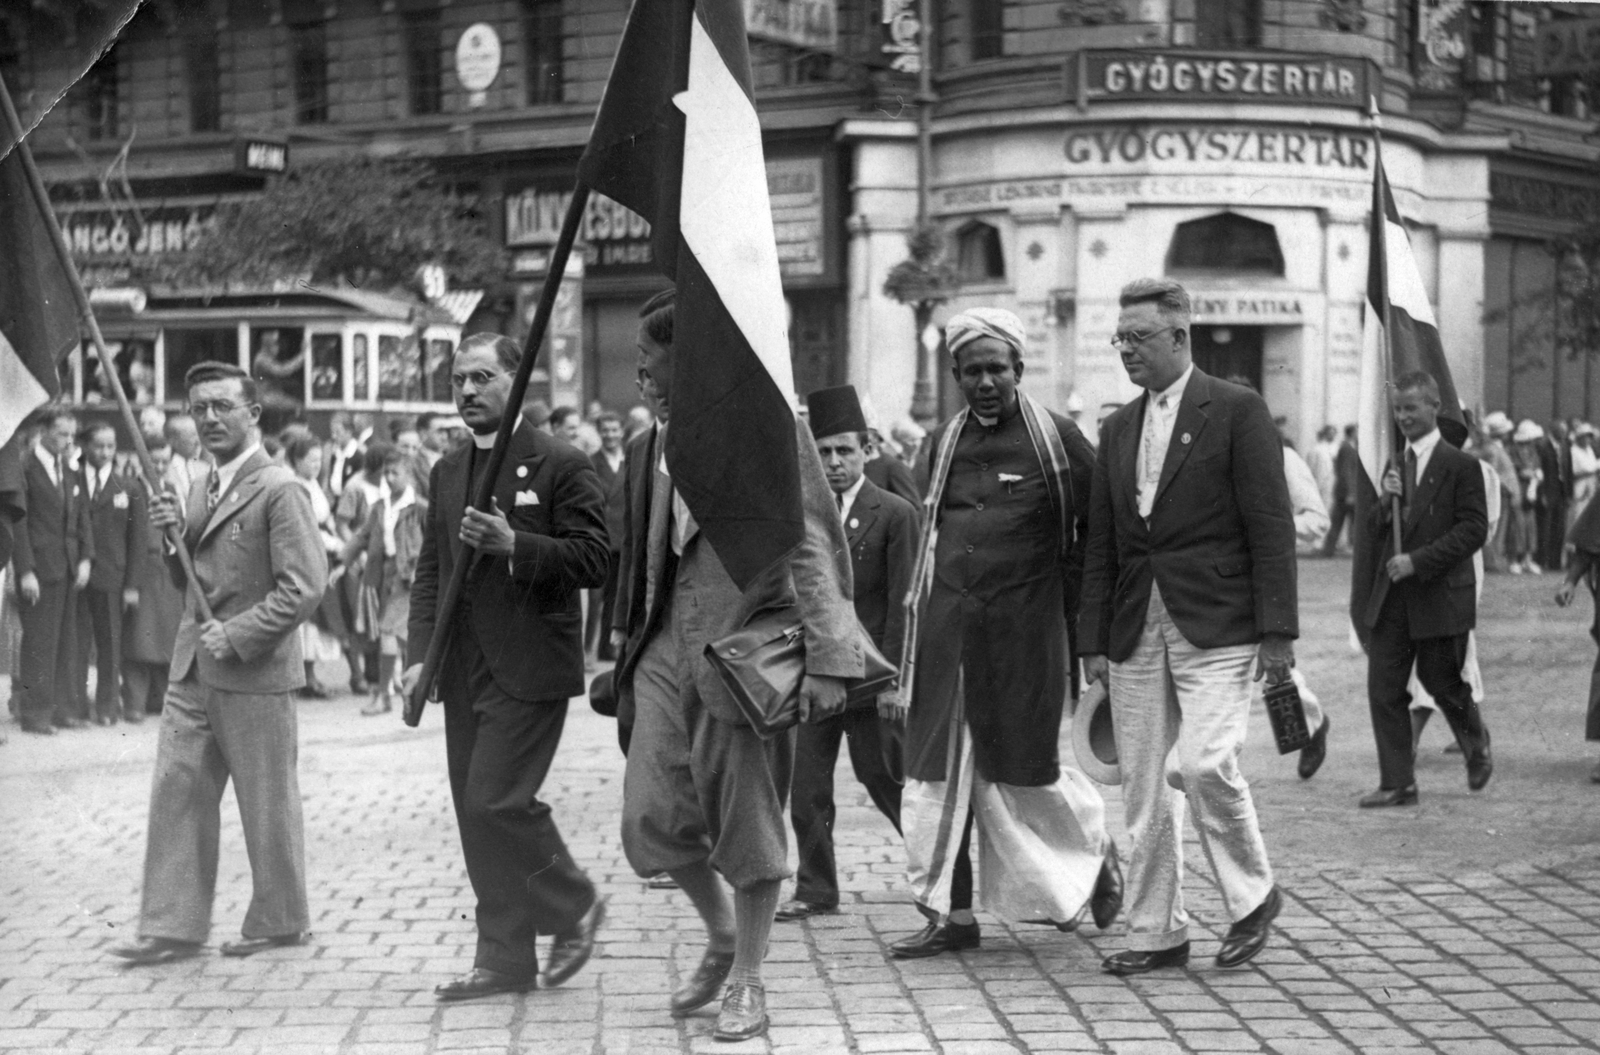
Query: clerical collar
975 413 997 428
471 415 524 450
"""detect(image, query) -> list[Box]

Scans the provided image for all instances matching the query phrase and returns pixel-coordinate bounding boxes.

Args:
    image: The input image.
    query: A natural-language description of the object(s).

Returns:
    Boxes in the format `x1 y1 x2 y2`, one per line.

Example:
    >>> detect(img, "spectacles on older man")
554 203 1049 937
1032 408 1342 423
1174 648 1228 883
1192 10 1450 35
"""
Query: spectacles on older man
1110 325 1180 348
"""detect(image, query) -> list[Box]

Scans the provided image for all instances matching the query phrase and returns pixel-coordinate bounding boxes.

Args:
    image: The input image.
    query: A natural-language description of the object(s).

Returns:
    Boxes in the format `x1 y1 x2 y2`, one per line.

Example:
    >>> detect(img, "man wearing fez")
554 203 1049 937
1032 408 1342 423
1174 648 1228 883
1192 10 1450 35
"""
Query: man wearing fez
894 307 1121 959
403 333 610 1000
1080 278 1296 976
613 290 861 1040
777 385 919 923
113 362 326 964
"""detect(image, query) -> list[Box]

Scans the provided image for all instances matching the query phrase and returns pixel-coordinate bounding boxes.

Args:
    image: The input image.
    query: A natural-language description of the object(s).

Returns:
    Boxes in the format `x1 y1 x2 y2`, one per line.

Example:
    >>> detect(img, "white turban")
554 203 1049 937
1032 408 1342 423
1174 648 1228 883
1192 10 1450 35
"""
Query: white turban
944 307 1026 358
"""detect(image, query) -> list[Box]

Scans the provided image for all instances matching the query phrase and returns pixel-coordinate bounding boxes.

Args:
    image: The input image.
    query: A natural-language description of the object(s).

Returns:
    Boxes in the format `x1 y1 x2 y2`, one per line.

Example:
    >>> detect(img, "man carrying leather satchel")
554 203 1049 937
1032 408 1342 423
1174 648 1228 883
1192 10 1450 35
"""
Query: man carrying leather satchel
776 385 919 924
612 290 861 1041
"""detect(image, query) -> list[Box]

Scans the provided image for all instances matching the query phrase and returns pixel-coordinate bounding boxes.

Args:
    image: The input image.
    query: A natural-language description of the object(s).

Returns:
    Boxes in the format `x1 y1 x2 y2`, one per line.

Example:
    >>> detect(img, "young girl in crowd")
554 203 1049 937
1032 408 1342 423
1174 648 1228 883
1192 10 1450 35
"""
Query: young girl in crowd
343 447 428 716
280 426 345 698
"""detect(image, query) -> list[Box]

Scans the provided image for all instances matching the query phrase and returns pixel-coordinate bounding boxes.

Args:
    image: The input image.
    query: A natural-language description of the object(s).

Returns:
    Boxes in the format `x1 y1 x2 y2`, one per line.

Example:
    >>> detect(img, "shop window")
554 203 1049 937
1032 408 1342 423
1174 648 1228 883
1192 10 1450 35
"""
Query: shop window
1166 213 1284 277
404 8 442 116
378 333 425 401
1195 0 1260 48
955 221 1006 284
522 0 564 105
353 333 370 400
165 328 241 400
291 20 329 124
426 338 454 401
251 327 308 406
970 0 1003 60
79 46 119 140
81 338 156 404
310 333 343 401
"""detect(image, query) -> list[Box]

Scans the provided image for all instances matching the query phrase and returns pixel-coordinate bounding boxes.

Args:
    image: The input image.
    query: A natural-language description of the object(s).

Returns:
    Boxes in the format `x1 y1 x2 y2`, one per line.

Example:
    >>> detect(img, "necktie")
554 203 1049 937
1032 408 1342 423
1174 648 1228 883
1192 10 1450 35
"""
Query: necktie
1403 447 1417 515
207 467 222 516
1141 396 1168 500
56 455 68 498
837 492 844 514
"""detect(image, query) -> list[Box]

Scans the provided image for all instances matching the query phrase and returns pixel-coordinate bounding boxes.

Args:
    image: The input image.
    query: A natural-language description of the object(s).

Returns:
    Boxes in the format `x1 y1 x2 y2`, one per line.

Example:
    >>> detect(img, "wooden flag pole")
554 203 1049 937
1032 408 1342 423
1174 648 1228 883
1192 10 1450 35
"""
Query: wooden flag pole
0 72 213 622
404 182 592 727
1369 95 1404 557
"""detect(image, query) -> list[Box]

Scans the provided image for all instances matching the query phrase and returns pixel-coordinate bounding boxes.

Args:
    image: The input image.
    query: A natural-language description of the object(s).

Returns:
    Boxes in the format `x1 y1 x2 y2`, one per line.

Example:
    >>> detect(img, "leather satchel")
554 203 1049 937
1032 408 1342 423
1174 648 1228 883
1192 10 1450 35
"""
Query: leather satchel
704 608 898 738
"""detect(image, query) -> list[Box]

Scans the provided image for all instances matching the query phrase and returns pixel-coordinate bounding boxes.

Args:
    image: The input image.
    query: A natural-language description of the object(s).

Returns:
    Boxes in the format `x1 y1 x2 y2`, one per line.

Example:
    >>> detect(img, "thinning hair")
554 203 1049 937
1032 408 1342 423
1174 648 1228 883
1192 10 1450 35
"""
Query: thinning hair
459 332 521 374
185 361 258 404
1393 370 1440 403
639 288 675 347
1118 277 1192 325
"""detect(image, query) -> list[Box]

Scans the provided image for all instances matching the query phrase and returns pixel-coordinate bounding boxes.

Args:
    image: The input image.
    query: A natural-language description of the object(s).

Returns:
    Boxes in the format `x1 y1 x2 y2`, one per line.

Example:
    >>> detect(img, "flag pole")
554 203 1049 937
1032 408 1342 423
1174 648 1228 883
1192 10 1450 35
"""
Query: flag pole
0 72 214 622
1369 95 1404 557
404 182 591 727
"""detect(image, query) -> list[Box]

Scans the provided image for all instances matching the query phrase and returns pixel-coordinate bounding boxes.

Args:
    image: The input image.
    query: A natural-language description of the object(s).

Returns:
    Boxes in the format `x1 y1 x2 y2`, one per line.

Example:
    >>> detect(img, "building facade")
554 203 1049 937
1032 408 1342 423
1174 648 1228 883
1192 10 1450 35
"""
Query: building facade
5 0 1598 438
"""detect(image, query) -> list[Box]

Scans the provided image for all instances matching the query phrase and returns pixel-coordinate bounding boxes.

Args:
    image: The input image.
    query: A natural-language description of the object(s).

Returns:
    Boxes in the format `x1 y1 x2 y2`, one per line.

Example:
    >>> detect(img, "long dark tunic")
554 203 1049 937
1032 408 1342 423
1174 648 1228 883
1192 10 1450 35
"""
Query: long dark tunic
906 407 1093 787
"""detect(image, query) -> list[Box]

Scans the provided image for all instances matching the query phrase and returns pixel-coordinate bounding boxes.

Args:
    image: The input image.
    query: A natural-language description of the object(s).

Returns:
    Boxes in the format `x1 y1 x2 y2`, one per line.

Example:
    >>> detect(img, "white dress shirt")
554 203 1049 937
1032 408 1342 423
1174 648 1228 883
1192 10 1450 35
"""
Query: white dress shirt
85 462 113 502
211 442 262 503
1135 364 1194 518
1405 427 1442 484
837 473 866 523
34 443 62 488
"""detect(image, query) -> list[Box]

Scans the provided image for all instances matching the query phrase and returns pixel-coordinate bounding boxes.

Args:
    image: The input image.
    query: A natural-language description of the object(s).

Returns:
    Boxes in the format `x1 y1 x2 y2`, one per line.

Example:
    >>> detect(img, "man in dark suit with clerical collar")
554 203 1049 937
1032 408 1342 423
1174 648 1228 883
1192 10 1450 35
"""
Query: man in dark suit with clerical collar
404 333 610 1000
776 385 919 923
894 307 1120 960
1358 371 1491 807
1080 278 1296 977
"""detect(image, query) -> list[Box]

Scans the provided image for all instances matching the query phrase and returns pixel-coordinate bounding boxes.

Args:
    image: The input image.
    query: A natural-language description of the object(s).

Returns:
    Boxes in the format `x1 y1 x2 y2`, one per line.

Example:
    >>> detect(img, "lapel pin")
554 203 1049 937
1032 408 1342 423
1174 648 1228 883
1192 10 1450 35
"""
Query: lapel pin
1181 432 1192 445
849 518 859 529
516 465 529 478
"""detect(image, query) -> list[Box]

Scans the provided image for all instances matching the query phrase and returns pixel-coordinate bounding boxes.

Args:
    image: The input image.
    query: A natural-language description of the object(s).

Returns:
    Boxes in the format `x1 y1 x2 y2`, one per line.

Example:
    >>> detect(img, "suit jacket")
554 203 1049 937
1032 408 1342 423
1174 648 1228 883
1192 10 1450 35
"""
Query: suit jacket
1362 436 1487 639
611 418 864 728
864 454 921 507
591 448 627 553
1333 439 1359 505
169 448 327 693
12 449 91 584
123 476 184 665
408 419 610 702
1079 368 1298 663
81 466 147 594
843 477 920 698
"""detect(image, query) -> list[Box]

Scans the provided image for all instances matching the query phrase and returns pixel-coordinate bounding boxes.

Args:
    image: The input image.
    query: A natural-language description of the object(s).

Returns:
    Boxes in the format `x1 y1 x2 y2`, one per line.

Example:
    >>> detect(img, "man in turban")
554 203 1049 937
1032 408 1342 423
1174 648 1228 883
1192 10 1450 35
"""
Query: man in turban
889 306 1122 959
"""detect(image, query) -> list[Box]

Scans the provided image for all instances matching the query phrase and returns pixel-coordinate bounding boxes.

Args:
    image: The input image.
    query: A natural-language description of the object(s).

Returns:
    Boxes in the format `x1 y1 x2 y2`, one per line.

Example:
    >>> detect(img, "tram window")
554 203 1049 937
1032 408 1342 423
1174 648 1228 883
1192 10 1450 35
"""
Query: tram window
82 339 156 404
251 327 308 407
426 338 453 401
378 333 424 401
310 333 343 401
353 334 370 401
165 328 240 399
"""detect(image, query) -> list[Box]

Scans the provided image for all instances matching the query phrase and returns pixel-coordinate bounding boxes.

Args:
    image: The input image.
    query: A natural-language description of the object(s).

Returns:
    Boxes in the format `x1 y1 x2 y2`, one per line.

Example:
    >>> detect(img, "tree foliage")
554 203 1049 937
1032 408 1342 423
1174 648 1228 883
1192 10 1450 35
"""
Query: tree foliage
882 221 958 307
140 156 503 295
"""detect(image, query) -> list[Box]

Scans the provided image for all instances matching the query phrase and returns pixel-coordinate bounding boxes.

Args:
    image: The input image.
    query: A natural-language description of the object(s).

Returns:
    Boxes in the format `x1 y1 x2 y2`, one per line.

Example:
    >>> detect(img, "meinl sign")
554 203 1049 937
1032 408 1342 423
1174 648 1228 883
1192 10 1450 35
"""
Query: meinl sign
1068 50 1376 109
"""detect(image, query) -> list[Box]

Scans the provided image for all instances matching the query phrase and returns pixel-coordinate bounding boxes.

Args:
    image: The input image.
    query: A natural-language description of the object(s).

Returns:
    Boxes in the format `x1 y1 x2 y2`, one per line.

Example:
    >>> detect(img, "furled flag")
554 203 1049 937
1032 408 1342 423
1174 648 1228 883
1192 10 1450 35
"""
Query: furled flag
0 122 76 451
576 0 803 589
1349 137 1466 640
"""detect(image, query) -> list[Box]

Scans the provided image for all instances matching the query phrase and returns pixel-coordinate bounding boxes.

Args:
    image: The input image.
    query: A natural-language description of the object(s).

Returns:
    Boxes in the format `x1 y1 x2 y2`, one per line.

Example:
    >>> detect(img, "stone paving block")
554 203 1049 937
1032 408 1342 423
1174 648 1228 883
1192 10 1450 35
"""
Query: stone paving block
854 1033 935 1053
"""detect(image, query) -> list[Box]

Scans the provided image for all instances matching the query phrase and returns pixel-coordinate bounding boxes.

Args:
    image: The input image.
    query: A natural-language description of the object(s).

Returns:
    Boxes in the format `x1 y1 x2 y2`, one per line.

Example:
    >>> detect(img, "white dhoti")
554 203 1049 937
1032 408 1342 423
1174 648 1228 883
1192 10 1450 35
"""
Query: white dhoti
902 677 1108 923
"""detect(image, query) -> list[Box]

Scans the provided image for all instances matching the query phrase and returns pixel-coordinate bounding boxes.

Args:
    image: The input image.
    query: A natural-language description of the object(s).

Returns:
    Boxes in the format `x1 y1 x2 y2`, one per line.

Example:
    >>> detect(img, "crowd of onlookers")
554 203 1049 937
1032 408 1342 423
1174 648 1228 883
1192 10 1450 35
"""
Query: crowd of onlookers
1310 410 1599 574
0 396 676 737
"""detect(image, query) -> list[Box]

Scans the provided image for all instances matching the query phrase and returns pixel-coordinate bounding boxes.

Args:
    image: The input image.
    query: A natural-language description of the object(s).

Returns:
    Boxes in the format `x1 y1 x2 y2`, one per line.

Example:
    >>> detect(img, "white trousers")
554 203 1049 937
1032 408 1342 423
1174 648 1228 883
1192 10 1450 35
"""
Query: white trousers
1109 584 1274 951
902 675 1108 924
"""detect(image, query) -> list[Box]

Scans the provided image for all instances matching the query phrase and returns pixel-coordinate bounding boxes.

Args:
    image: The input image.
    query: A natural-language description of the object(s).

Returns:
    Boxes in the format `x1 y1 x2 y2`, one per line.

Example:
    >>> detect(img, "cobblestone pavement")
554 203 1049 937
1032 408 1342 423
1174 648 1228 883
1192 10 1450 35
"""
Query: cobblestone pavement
3 559 1600 1055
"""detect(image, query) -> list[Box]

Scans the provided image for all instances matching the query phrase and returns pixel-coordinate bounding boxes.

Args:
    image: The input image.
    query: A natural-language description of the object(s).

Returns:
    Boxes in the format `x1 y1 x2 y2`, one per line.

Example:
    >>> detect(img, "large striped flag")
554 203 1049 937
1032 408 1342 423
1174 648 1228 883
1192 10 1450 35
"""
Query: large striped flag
0 143 75 451
577 0 802 588
1349 139 1466 638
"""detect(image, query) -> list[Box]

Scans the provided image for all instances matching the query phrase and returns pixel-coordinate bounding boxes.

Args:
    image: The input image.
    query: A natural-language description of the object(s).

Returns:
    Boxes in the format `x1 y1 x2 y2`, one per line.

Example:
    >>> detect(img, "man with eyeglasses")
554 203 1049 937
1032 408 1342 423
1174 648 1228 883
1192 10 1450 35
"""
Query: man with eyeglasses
403 333 610 1000
113 362 327 965
1080 277 1297 976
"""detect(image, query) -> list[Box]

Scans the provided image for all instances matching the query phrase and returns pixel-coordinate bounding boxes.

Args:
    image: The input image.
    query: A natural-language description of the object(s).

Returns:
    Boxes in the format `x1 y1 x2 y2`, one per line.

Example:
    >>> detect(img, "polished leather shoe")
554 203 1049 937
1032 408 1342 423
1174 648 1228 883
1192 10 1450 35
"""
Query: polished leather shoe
888 919 980 959
1090 855 1124 930
774 899 838 922
434 967 537 1001
543 895 606 987
646 872 678 890
1466 730 1493 791
1359 785 1418 808
1298 717 1330 780
1216 885 1282 968
1102 941 1191 976
713 982 768 1041
112 936 202 965
220 932 310 958
20 721 56 736
670 949 735 1016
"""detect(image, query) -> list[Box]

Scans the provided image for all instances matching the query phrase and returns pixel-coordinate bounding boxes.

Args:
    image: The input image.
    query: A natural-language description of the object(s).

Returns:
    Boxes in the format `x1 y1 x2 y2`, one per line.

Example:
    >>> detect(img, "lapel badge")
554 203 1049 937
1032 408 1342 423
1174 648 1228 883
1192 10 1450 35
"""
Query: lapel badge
516 465 529 478
230 522 242 539
1181 432 1192 445
849 518 859 529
